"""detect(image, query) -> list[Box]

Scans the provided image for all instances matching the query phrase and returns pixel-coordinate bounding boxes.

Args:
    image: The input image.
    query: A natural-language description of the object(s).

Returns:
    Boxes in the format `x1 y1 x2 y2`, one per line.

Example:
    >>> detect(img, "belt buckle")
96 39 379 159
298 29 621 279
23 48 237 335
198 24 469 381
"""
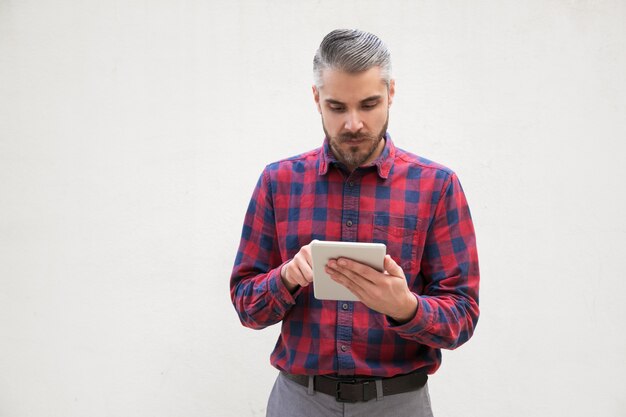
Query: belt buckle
335 379 372 403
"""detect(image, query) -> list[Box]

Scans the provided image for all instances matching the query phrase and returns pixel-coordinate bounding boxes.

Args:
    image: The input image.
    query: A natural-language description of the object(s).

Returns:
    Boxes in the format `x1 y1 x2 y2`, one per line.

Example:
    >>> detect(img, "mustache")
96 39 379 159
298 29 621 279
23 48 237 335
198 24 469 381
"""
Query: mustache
338 132 377 141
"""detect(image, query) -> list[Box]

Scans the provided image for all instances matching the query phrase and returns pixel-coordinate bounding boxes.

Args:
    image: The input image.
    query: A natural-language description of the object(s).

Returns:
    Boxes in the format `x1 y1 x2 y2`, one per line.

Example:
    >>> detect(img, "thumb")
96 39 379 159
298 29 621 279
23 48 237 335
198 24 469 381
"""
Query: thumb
384 255 404 277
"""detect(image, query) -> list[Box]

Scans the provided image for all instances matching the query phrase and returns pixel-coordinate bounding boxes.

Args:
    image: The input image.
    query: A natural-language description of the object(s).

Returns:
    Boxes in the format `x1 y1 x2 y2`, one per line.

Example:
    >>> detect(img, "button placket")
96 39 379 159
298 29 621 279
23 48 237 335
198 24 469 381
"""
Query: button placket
336 174 360 373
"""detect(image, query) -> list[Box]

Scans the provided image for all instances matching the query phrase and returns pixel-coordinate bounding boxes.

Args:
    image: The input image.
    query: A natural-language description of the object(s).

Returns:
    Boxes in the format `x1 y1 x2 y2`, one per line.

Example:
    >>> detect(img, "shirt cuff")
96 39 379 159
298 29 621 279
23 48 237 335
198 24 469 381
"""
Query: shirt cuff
268 261 300 308
385 293 434 337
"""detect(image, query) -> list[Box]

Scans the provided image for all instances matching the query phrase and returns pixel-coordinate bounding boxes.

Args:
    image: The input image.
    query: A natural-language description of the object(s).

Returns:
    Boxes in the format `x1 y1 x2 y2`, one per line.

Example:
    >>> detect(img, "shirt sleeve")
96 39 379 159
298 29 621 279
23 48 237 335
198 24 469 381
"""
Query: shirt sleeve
388 172 480 350
230 168 299 329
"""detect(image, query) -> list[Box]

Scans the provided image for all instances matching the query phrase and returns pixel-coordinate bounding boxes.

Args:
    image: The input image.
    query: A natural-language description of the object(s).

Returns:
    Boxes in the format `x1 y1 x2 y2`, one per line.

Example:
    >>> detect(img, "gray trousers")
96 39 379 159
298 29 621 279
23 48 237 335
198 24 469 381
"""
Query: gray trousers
266 372 434 417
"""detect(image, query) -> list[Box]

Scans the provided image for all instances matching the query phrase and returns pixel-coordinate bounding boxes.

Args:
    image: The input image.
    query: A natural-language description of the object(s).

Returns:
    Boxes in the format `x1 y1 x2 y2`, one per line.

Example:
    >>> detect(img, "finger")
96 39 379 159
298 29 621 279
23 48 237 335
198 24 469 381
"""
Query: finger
335 258 379 283
301 245 314 266
286 260 310 287
325 261 351 280
325 265 366 298
286 266 306 287
327 261 376 294
326 260 357 284
383 255 404 277
296 256 314 284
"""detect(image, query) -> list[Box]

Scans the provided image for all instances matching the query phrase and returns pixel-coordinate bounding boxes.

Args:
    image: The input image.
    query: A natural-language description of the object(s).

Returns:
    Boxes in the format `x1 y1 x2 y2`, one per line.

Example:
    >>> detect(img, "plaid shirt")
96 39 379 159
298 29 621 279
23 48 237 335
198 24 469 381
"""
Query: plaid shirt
230 135 479 377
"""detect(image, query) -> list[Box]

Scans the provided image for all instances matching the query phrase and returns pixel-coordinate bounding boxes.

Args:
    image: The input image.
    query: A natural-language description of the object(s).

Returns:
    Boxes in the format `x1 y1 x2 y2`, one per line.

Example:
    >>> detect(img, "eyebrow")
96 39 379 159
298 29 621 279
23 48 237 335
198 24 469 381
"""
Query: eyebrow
324 95 383 105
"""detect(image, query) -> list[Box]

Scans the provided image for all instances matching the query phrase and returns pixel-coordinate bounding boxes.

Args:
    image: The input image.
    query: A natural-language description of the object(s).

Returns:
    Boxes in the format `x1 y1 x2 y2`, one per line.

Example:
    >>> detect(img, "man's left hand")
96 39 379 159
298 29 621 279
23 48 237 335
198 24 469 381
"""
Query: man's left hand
325 255 418 324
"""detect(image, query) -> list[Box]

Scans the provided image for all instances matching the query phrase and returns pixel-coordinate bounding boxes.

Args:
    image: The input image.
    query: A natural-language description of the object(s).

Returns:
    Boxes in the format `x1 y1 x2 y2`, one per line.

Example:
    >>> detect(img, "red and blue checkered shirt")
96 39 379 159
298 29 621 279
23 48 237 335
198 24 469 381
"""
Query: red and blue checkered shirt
230 135 479 377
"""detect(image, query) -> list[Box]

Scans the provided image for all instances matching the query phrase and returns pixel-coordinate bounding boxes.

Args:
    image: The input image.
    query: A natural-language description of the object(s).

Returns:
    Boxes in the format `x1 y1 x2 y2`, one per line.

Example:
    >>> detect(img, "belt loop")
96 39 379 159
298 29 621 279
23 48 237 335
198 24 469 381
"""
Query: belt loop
375 379 384 401
307 376 315 396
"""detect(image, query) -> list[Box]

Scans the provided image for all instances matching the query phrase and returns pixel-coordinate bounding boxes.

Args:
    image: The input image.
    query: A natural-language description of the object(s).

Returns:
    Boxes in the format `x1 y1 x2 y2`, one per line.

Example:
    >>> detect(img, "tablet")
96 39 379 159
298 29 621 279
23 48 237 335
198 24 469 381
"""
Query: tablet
310 240 386 301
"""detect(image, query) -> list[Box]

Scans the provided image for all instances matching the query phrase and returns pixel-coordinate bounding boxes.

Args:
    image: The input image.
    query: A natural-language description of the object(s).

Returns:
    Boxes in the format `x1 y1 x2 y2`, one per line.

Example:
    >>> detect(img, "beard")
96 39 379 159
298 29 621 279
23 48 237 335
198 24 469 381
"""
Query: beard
324 115 389 170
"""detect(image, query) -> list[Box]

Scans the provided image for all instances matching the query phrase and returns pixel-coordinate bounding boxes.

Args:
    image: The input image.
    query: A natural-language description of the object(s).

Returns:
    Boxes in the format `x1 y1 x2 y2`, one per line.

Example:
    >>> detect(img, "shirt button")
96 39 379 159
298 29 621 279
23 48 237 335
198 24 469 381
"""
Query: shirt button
346 220 353 227
341 345 348 352
348 181 354 187
342 303 349 310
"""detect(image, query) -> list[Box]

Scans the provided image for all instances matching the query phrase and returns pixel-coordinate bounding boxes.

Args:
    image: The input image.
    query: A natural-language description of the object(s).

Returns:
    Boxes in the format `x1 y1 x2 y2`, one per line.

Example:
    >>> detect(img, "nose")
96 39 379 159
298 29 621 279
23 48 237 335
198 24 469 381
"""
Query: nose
344 111 364 133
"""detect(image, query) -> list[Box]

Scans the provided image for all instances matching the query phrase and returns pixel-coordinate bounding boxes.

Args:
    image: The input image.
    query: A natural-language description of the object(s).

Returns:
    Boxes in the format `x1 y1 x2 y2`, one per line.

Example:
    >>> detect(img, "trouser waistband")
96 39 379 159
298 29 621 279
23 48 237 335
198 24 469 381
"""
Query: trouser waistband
281 371 428 403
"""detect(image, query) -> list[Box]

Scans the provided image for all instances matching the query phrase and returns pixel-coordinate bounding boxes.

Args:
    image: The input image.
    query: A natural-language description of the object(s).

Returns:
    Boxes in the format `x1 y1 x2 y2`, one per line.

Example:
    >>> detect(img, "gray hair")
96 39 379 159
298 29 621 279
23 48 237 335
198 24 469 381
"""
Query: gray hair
313 29 392 88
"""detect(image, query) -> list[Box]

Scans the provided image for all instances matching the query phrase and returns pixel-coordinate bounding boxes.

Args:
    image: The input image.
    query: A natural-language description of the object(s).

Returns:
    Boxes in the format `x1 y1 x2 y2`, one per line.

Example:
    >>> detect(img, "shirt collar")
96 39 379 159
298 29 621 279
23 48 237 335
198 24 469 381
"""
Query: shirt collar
318 132 395 179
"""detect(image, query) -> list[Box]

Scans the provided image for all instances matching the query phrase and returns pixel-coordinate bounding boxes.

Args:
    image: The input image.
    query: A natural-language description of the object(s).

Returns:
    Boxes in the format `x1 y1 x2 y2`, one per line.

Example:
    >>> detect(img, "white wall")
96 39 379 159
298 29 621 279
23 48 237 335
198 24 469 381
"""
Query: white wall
1 1 625 416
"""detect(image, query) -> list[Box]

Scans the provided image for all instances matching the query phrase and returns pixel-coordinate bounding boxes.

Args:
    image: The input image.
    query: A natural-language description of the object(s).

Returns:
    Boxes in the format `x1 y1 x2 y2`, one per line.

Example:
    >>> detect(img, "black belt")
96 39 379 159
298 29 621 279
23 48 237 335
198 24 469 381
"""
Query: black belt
281 371 428 403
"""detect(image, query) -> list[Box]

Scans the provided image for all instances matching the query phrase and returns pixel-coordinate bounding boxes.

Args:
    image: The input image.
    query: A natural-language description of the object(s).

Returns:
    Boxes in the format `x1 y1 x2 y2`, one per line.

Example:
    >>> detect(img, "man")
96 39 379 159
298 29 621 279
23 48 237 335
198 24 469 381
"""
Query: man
230 29 479 416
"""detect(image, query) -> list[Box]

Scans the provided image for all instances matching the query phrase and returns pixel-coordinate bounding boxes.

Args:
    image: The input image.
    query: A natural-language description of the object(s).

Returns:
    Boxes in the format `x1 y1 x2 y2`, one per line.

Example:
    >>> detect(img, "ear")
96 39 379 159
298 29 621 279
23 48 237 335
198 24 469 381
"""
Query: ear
312 85 322 113
388 79 396 107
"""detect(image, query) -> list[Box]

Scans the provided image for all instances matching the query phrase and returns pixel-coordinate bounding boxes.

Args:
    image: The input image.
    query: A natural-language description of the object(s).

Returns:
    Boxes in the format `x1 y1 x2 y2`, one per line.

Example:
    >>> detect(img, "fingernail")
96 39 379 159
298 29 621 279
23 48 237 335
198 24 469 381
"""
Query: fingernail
338 259 347 266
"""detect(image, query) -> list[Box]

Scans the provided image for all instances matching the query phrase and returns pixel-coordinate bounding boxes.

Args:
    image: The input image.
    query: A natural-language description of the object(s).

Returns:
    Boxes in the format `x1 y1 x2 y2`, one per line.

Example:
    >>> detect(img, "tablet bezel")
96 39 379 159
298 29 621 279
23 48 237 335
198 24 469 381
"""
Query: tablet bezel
310 240 386 301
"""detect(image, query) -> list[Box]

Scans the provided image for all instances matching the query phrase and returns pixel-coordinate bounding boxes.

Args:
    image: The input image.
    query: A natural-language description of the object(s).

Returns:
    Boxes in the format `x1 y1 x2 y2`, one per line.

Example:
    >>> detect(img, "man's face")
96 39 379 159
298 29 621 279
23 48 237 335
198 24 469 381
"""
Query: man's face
313 67 395 171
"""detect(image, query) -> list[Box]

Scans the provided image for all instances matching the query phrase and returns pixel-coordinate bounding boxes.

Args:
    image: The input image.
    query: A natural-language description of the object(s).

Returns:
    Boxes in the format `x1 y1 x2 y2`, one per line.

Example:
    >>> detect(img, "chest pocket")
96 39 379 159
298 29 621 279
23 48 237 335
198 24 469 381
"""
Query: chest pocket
373 214 427 276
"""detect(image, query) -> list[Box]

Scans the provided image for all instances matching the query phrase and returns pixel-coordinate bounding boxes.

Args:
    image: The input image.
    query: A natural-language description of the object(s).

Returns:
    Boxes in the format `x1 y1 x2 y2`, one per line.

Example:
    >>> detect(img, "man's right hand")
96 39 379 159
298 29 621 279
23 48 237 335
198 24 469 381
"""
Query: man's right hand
280 243 313 293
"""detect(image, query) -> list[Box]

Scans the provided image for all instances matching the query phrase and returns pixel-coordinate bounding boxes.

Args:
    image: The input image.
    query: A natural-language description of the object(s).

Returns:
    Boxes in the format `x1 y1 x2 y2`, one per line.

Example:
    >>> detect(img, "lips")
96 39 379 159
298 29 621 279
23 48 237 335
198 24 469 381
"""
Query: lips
339 134 371 144
343 138 365 145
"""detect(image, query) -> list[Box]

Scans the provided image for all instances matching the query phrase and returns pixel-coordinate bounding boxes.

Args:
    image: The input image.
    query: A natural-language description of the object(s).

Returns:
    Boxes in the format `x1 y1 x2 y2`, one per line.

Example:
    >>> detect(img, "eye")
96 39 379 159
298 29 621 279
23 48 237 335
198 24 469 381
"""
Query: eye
361 101 379 110
328 104 346 113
